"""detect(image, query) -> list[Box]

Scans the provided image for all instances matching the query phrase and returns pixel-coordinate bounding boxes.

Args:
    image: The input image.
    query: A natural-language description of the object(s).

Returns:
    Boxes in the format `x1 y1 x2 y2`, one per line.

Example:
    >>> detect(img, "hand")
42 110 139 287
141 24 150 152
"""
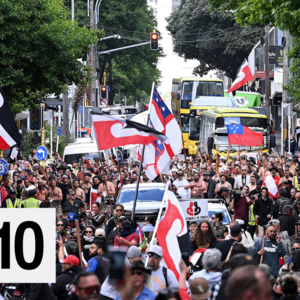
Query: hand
179 259 191 274
276 234 280 244
255 215 259 219
258 249 265 256
273 284 282 294
267 214 271 219
118 237 123 244
87 215 92 219
57 235 64 248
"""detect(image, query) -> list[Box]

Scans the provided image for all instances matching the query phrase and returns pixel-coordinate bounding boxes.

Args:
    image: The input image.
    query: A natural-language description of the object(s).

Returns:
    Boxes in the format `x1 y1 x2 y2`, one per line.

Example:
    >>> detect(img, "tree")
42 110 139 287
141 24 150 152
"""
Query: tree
166 0 260 79
0 0 98 115
208 0 300 104
67 0 162 101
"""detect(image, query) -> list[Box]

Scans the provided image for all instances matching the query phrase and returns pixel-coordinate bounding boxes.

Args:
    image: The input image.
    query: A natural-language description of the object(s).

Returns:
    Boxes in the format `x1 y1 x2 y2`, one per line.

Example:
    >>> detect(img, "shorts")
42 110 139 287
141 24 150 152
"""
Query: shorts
52 201 62 217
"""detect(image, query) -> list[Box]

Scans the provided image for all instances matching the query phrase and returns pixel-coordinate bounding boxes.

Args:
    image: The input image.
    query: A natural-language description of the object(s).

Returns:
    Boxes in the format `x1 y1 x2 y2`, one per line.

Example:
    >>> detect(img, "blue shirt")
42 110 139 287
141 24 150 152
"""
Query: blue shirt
115 286 156 300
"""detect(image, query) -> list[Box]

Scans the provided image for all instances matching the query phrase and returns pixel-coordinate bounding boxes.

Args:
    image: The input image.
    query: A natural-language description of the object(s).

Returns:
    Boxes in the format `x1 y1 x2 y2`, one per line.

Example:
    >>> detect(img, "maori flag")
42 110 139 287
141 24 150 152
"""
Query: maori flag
0 86 22 151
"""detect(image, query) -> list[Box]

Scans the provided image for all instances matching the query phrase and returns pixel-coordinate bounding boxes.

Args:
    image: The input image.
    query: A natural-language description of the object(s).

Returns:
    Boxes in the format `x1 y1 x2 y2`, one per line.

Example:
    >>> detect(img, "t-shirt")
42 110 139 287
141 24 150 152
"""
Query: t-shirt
216 238 236 261
62 198 85 217
114 232 139 247
150 266 178 294
58 183 72 206
173 178 190 199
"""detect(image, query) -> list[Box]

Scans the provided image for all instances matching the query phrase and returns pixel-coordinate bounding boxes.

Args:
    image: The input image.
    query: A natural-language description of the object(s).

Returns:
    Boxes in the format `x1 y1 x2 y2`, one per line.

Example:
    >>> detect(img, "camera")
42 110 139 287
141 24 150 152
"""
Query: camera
230 189 242 200
80 212 92 219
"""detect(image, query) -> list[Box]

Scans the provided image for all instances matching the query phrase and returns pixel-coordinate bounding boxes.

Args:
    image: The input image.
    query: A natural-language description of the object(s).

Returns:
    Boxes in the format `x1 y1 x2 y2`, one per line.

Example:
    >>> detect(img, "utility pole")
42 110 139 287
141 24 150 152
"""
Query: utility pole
264 25 271 120
109 54 113 105
282 31 289 153
88 0 94 106
63 93 69 144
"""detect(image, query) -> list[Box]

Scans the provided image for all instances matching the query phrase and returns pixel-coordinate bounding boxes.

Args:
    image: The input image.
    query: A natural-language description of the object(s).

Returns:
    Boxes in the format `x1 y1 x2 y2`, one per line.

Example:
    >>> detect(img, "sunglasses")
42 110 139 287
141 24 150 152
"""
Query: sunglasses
292 247 300 251
131 270 143 276
116 209 123 212
148 253 161 259
211 217 216 220
56 224 64 227
85 231 93 233
70 194 75 196
77 285 101 294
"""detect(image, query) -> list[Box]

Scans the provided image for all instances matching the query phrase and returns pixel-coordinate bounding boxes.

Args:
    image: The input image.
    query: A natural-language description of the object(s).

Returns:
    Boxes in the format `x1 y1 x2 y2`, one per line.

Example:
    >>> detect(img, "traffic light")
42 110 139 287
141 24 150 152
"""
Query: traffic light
29 107 43 131
100 85 108 99
150 32 159 50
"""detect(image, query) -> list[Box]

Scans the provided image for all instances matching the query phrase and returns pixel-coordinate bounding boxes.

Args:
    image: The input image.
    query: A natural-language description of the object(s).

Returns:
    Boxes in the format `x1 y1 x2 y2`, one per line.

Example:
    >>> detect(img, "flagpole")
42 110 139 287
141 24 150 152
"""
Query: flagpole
173 92 188 172
131 82 154 221
144 183 168 267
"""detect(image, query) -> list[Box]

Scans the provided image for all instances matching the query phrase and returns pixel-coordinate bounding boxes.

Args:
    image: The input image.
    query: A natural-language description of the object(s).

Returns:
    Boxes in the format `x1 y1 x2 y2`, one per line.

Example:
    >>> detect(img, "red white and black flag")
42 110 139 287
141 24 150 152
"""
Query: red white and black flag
0 86 22 151
91 113 169 151
227 59 254 94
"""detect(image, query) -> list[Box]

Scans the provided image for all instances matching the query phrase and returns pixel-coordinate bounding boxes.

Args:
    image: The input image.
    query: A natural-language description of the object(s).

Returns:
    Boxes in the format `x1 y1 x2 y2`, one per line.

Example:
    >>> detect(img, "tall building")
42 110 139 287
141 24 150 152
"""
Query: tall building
148 0 215 96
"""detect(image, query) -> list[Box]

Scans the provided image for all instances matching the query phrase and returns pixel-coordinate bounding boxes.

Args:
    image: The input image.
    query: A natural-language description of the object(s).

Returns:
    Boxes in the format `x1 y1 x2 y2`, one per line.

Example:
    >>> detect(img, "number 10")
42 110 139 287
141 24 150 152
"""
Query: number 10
0 221 44 270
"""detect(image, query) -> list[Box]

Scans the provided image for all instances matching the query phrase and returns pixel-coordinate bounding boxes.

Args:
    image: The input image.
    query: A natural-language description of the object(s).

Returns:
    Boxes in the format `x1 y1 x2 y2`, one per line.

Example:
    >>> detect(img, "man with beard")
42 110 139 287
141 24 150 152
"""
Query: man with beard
190 220 217 254
73 180 85 202
253 225 285 277
184 171 207 198
203 171 216 199
173 170 190 199
49 179 63 218
254 187 275 238
234 166 251 189
215 175 232 197
263 167 280 199
86 239 110 285
51 255 82 300
147 245 178 294
249 180 263 199
216 225 243 261
35 180 49 202
284 180 293 199
224 169 235 187
247 176 257 192
97 173 115 198
58 174 73 207
280 169 293 188
106 205 124 236
88 176 100 206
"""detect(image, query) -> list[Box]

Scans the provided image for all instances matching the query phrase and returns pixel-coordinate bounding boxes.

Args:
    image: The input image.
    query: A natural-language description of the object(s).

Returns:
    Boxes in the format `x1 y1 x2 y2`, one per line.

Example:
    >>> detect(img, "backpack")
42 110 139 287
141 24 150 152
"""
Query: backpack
162 266 169 288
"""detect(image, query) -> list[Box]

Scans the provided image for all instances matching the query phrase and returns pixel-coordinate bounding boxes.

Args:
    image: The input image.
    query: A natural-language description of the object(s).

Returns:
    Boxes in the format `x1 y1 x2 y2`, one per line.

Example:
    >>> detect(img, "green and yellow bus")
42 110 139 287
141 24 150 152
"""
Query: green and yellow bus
198 108 275 156
171 78 224 154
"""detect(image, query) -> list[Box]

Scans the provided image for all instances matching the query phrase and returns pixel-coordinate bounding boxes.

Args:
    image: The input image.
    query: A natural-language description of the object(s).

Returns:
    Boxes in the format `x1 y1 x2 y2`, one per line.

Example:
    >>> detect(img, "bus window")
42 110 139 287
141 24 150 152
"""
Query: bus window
181 114 189 133
216 117 268 129
196 82 224 97
189 116 200 140
182 82 193 101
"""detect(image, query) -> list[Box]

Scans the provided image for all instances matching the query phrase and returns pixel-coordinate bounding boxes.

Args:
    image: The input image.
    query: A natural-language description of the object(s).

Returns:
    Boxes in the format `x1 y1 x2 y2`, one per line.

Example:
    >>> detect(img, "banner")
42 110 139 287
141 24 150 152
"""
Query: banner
179 199 208 221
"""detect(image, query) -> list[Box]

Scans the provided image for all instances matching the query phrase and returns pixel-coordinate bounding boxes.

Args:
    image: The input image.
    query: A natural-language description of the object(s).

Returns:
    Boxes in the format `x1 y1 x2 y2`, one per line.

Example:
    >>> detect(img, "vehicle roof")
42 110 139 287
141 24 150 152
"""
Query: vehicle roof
202 110 267 119
213 108 259 114
181 77 223 82
64 140 100 155
191 97 237 108
120 183 166 190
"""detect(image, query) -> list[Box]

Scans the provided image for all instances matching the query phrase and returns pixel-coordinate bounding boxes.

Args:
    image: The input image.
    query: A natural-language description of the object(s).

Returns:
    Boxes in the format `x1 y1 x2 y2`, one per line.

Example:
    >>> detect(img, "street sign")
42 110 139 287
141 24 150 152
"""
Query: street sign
54 112 63 117
100 99 108 105
79 106 82 114
0 159 8 176
57 126 62 137
36 146 48 161
107 86 110 92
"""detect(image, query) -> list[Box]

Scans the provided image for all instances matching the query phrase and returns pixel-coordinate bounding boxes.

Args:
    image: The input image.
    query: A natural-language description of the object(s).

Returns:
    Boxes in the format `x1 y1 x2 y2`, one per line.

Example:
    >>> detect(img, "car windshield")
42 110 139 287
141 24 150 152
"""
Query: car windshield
64 152 104 164
208 208 230 225
117 188 165 204
124 108 137 114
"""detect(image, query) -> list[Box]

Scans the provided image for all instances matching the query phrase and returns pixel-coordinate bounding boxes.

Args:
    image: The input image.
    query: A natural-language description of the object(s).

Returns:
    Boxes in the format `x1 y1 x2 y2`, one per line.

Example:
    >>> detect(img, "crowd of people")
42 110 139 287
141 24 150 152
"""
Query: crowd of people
1 145 300 300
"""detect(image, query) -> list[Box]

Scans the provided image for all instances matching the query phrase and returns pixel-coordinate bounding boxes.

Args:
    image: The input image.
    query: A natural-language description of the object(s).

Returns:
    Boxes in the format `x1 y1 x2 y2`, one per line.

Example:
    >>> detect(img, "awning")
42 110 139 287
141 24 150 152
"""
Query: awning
271 91 282 105
15 111 29 121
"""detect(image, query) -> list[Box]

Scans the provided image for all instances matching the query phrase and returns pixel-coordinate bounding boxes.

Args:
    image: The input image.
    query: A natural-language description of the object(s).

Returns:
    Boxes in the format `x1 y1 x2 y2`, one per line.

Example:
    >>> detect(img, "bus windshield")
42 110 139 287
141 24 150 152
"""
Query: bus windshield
181 81 224 108
216 116 268 128
181 114 189 133
189 116 200 140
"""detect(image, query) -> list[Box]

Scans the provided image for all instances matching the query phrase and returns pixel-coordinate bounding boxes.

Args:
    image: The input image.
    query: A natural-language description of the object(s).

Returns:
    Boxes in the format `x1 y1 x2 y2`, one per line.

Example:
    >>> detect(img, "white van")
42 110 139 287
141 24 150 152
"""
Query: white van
63 138 109 164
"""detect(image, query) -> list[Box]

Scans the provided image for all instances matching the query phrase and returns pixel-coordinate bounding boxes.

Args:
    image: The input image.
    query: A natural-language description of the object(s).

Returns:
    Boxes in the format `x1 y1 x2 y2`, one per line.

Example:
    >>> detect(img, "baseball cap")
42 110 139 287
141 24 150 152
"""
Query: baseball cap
284 180 292 185
95 228 106 237
68 213 77 221
127 246 141 258
287 152 292 156
256 180 263 185
259 264 274 281
190 277 211 300
63 255 79 267
230 225 242 237
28 189 36 196
202 171 211 176
220 187 230 192
148 245 163 257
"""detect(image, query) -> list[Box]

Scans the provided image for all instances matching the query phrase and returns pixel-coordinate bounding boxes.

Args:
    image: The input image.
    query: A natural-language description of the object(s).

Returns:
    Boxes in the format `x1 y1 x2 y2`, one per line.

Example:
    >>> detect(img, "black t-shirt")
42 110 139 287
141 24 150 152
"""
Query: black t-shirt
216 238 236 261
58 183 73 206
249 189 262 199
62 198 85 217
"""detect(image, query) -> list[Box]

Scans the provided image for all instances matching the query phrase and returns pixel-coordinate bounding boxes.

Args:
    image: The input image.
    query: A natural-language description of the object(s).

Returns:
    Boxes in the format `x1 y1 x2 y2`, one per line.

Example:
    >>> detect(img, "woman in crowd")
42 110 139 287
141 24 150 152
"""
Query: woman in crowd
211 212 228 242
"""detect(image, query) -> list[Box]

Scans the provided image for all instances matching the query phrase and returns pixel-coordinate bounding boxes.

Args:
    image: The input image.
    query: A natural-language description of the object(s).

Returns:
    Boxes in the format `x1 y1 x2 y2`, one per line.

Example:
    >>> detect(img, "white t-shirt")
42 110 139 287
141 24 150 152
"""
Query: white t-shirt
150 266 178 294
173 178 190 199
24 185 36 192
